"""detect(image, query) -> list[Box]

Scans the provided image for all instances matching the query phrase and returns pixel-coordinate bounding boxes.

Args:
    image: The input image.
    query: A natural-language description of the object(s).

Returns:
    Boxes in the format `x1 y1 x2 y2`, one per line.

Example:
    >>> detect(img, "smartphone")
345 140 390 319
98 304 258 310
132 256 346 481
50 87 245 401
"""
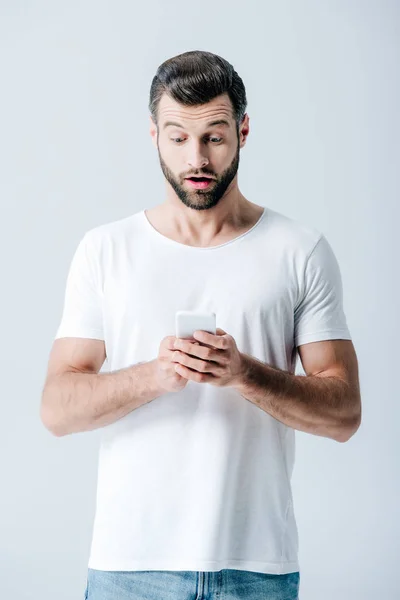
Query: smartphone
175 310 216 340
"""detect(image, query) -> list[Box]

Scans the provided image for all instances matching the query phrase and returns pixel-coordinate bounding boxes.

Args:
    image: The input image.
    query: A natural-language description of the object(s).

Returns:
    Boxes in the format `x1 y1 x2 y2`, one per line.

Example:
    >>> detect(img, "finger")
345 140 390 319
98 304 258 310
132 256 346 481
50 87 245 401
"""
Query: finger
174 362 217 383
193 330 228 349
174 352 222 375
189 343 226 364
166 336 178 350
166 337 199 350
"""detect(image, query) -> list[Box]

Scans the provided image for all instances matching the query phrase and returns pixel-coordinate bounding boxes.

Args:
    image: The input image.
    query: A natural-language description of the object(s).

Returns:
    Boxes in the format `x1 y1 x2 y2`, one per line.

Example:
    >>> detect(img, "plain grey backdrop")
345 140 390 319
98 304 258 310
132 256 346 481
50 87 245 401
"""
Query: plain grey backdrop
0 1 398 598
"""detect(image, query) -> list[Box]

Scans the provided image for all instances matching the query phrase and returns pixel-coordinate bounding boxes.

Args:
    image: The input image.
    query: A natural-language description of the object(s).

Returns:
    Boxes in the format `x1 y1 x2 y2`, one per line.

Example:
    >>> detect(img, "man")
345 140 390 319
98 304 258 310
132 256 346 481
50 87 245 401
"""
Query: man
41 50 361 600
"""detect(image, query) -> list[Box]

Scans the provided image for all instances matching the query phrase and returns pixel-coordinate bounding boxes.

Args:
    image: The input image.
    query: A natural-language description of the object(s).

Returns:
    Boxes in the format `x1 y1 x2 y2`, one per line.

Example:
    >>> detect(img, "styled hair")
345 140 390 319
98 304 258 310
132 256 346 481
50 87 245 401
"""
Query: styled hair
149 50 247 131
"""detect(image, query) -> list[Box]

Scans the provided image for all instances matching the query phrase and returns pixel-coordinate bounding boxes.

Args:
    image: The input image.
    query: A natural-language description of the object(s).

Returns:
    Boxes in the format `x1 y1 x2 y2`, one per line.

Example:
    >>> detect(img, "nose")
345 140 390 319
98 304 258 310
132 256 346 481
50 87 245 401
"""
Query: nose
187 141 209 170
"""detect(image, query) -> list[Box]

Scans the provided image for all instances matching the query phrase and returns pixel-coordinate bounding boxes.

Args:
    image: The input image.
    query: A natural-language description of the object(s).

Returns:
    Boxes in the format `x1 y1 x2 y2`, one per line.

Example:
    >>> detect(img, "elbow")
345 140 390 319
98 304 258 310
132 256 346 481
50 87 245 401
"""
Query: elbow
40 395 66 438
335 390 362 443
335 412 362 443
40 409 65 437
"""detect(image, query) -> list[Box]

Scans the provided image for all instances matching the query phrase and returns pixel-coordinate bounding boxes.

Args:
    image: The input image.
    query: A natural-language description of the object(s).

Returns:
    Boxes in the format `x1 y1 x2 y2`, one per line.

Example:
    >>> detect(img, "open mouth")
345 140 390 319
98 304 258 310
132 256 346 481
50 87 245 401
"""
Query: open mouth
185 177 215 189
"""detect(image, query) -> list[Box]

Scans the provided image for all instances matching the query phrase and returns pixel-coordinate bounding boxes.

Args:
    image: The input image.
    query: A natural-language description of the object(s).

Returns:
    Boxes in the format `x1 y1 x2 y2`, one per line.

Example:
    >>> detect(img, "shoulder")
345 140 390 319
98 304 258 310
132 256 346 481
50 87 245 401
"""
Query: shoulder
263 206 323 258
81 210 144 252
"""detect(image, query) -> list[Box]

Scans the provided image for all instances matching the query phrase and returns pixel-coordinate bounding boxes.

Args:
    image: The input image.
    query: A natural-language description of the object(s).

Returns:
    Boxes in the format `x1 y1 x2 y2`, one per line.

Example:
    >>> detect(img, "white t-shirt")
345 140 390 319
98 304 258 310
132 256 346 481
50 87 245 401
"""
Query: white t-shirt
54 205 351 575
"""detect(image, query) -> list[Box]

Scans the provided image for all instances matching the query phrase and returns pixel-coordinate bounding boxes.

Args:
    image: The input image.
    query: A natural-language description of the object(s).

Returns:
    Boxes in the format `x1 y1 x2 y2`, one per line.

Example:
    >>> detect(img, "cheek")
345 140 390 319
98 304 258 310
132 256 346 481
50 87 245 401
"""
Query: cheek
215 145 234 162
159 146 179 173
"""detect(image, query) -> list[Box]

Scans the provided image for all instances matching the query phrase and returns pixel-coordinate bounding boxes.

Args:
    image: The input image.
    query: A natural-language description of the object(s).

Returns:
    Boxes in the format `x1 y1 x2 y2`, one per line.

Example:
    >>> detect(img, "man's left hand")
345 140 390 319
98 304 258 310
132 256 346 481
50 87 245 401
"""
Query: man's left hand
172 328 245 387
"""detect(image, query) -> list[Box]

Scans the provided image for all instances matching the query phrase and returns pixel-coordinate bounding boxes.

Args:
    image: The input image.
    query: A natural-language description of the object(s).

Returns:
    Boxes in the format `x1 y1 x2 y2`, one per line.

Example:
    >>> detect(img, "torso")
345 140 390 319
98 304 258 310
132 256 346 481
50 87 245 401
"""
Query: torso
144 203 265 248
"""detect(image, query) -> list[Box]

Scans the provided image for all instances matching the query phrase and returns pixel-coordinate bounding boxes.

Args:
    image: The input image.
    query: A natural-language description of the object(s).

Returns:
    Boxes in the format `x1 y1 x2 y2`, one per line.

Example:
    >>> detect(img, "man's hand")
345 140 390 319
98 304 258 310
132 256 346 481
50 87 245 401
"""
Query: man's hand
153 335 192 393
172 328 245 387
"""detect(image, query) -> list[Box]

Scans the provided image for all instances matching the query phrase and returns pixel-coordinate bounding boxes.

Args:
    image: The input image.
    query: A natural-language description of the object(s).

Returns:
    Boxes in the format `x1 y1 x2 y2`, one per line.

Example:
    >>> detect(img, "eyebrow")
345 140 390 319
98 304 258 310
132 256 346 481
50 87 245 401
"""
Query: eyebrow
163 119 231 130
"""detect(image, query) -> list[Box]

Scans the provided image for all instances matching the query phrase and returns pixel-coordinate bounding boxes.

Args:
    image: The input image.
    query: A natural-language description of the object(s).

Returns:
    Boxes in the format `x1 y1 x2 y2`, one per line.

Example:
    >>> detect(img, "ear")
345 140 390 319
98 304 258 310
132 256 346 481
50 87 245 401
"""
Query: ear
149 115 158 148
239 113 250 148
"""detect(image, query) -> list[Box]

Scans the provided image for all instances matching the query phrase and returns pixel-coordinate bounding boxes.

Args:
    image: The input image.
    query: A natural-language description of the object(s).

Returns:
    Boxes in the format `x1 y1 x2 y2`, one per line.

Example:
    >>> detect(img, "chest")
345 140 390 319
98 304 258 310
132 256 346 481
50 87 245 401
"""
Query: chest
102 244 297 336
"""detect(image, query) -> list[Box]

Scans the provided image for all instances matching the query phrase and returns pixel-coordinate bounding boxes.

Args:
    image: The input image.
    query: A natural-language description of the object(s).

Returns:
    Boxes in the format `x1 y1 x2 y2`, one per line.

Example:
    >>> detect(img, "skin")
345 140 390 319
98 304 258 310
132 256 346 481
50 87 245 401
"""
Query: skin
148 92 265 247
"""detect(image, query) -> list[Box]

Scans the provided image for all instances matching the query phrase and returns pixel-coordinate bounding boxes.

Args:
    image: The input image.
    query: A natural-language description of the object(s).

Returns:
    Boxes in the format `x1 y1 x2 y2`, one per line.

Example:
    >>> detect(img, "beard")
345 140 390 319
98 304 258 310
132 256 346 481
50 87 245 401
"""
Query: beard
156 133 240 211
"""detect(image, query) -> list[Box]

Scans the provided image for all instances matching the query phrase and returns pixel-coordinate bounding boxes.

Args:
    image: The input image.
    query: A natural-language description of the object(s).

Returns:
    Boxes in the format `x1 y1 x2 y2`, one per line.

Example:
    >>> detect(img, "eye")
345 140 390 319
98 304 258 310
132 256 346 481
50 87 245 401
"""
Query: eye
170 137 223 144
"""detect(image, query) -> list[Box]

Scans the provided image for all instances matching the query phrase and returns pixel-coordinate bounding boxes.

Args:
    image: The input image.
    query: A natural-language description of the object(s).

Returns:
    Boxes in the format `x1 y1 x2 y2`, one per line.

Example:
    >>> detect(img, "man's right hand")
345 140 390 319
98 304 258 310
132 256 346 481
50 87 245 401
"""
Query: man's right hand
154 335 199 393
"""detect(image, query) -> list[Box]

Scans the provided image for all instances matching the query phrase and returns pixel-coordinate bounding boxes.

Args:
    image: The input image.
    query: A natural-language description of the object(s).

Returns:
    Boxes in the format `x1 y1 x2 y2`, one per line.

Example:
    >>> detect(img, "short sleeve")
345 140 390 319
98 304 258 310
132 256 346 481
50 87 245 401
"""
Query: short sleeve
294 234 352 347
54 232 104 340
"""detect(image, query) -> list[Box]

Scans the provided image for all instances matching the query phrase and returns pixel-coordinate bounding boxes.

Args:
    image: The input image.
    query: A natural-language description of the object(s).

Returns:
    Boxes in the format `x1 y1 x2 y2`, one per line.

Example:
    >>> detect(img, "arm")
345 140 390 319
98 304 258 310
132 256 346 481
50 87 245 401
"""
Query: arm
42 361 163 437
41 338 163 437
232 339 362 443
43 233 165 436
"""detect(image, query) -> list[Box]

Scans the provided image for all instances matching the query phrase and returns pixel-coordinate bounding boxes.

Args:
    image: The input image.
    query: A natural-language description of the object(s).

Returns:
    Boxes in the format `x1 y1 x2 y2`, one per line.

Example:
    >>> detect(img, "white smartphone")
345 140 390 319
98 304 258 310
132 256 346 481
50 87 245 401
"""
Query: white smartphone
175 310 216 340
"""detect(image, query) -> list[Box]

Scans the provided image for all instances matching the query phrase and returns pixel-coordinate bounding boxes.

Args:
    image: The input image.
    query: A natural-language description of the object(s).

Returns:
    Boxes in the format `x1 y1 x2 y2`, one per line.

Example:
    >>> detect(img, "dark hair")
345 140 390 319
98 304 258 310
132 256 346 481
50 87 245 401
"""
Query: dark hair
149 50 247 131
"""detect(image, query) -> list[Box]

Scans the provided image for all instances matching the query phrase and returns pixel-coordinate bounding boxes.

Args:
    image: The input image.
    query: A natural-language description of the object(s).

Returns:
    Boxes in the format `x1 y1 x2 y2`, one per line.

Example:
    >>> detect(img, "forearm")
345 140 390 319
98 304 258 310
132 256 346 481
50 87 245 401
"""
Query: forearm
41 359 163 437
233 353 359 442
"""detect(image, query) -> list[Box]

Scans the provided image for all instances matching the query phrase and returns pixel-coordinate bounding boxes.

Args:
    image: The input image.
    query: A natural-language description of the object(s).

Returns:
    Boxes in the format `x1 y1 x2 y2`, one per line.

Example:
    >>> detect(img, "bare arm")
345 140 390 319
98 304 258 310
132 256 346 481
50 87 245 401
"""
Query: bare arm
40 337 164 437
232 339 362 443
42 360 164 436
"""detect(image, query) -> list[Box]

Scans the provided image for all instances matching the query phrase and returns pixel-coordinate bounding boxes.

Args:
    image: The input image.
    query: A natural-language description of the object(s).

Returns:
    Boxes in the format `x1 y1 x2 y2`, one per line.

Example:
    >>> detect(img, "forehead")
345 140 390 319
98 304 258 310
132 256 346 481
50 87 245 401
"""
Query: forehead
158 92 234 129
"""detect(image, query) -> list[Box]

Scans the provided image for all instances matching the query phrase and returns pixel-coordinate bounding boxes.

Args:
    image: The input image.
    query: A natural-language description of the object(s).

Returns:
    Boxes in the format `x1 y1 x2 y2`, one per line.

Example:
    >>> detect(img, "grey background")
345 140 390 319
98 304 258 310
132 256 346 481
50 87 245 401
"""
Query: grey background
0 1 398 598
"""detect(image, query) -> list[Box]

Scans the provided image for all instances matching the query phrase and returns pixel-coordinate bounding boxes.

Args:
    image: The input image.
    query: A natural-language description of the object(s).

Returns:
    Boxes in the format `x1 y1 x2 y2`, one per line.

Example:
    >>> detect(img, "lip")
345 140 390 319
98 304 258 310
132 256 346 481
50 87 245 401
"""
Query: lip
185 175 215 179
185 177 215 189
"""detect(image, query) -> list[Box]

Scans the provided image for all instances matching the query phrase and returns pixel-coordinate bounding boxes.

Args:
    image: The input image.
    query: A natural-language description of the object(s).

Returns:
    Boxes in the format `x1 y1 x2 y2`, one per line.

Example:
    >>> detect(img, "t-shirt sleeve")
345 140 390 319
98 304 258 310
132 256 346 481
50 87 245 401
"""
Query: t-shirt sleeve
54 232 105 340
294 234 352 347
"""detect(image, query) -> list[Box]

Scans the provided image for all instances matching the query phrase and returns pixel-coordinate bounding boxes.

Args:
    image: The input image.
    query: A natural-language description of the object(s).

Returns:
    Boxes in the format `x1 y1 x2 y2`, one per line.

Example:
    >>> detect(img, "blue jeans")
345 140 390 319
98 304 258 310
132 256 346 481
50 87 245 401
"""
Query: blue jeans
84 568 300 599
